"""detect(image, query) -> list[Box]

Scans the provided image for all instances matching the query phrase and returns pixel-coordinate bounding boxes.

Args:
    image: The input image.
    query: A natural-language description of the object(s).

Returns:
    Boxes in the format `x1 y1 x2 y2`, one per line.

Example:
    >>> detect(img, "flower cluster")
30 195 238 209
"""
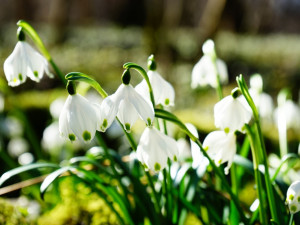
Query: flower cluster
203 88 252 174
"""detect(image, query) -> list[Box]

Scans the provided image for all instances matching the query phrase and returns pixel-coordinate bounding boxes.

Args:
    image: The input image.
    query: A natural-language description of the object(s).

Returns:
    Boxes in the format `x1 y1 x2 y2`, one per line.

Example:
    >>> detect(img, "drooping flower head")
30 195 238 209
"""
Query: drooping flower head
191 39 228 89
203 131 237 174
214 88 252 133
135 55 175 107
59 82 99 143
136 126 179 172
286 180 300 214
3 28 52 86
98 69 154 133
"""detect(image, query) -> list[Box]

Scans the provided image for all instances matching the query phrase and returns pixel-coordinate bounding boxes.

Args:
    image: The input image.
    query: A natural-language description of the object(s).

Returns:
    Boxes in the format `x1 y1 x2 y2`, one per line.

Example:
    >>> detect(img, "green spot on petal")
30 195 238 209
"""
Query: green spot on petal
68 134 76 141
125 123 131 132
102 119 108 128
291 205 297 213
18 73 23 81
154 163 161 171
147 118 152 126
297 196 300 202
82 131 91 141
289 194 294 201
165 98 170 105
173 155 177 162
204 146 209 151
224 127 230 133
34 71 38 77
217 159 222 165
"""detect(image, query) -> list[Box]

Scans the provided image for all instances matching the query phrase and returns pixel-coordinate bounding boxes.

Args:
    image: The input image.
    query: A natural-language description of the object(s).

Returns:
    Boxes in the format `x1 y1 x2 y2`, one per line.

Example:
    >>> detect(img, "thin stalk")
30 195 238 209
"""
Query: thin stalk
237 75 279 224
256 121 279 223
194 138 248 224
230 164 239 225
49 59 67 85
123 62 156 108
289 213 294 225
211 57 223 100
155 109 249 224
95 132 131 210
245 124 268 225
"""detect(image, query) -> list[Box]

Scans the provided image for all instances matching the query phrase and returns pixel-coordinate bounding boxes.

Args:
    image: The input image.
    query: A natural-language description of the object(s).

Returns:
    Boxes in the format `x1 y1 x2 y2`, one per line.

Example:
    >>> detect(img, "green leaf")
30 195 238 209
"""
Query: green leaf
0 163 59 187
17 20 51 60
65 72 108 98
40 166 73 200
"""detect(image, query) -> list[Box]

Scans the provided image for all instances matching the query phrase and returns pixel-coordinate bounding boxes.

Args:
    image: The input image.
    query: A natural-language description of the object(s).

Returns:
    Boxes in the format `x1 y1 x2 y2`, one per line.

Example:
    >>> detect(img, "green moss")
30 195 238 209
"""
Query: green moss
38 177 119 225
0 198 34 225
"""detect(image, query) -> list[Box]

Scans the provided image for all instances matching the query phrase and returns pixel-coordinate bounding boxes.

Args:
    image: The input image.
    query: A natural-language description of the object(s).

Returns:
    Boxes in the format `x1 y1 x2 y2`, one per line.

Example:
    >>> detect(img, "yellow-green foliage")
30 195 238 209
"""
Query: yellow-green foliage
0 198 35 225
37 177 119 225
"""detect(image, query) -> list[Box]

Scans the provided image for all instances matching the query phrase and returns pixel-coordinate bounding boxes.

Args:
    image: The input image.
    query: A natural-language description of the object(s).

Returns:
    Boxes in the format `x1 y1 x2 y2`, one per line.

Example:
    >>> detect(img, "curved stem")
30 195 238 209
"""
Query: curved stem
17 20 67 85
65 72 108 98
123 62 156 108
49 59 67 85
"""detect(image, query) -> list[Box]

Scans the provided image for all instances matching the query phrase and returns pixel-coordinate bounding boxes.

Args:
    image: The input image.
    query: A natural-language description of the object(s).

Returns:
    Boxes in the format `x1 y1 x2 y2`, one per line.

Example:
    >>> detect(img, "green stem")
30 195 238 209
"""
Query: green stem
245 124 268 225
237 75 279 224
154 109 248 224
211 57 223 99
289 213 294 225
49 59 67 85
230 164 239 225
123 62 156 108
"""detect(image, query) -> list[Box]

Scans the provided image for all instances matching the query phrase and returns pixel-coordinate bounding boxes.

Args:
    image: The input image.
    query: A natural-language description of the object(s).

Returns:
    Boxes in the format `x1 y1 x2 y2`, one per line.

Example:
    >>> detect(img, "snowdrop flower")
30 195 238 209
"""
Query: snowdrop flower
135 55 175 107
191 39 228 89
203 131 236 174
59 93 99 143
98 70 154 133
136 126 179 172
274 99 300 132
286 180 300 214
214 90 252 133
3 30 52 86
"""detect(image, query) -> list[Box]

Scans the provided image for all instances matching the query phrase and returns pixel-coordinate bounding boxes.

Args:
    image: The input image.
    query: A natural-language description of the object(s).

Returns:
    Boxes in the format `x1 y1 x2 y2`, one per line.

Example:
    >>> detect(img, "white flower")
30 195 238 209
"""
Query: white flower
136 126 179 172
274 100 300 132
191 55 228 89
59 94 99 143
203 131 236 174
135 70 175 107
214 95 252 133
286 180 300 214
3 41 52 86
98 84 154 133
